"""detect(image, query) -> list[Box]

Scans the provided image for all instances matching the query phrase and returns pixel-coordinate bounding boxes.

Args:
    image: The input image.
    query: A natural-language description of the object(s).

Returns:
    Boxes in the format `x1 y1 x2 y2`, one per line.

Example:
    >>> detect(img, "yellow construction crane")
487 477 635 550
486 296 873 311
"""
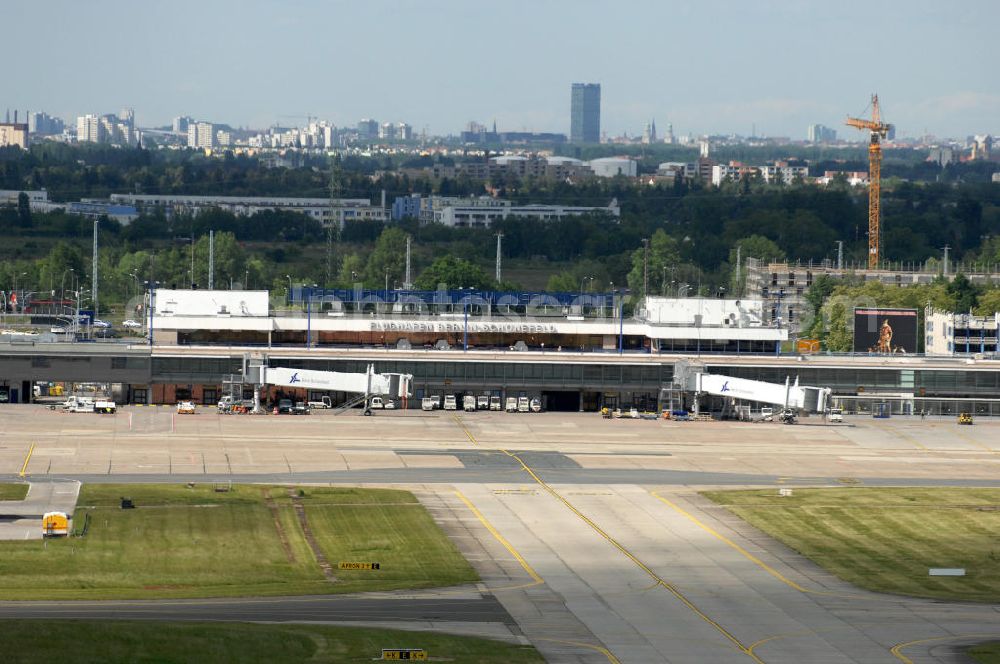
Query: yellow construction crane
846 94 892 269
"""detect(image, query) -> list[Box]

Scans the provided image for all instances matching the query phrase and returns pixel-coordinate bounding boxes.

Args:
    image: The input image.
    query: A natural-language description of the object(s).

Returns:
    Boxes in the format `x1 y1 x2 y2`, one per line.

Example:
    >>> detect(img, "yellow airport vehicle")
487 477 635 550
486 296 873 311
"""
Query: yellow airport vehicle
958 412 974 425
42 511 69 537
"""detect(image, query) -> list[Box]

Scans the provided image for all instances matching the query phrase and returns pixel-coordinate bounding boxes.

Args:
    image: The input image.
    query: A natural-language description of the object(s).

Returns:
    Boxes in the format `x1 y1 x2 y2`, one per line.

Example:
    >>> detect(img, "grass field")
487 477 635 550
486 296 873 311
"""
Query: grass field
0 620 544 664
0 483 29 500
969 642 1000 663
703 487 1000 602
0 484 477 600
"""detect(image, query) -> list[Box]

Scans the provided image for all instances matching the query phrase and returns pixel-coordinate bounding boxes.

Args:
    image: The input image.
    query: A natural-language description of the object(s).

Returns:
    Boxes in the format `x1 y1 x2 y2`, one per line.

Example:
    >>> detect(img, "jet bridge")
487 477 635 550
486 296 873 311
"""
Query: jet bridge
247 362 412 414
692 372 830 413
669 361 831 416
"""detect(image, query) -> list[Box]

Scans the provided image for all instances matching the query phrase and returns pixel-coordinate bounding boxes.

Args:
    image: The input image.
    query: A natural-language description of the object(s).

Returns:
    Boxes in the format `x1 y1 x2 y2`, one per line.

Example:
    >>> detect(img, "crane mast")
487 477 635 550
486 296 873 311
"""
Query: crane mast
846 95 891 270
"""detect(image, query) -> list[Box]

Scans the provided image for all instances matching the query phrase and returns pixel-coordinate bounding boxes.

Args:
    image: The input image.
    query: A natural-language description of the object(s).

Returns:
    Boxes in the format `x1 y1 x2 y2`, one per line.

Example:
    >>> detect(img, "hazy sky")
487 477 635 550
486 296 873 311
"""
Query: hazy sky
5 0 998 139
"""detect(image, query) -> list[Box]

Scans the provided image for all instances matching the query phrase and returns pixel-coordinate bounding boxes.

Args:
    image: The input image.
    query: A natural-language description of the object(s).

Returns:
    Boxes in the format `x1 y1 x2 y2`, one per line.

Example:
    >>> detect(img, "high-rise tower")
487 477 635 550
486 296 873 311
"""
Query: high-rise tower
570 83 601 143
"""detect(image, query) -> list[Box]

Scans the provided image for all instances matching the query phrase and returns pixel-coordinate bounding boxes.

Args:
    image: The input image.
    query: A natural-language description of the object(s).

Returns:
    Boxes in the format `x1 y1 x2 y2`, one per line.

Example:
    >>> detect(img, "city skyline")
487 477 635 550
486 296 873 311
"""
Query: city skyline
2 1 999 139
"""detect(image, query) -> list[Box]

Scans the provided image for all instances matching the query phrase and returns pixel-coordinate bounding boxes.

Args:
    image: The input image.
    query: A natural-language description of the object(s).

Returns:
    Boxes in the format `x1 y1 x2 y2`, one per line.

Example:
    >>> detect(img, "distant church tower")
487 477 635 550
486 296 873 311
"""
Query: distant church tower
642 119 658 144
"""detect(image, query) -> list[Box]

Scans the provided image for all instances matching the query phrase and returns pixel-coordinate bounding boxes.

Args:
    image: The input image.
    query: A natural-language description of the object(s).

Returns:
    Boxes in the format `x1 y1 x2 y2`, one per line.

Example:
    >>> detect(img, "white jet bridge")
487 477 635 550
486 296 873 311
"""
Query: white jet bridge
249 363 412 415
692 372 831 414
670 361 831 418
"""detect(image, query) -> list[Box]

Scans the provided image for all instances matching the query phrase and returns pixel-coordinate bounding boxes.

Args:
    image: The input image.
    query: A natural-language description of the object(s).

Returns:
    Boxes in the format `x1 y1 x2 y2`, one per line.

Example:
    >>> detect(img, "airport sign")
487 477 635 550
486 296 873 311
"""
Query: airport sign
338 561 381 570
381 648 427 660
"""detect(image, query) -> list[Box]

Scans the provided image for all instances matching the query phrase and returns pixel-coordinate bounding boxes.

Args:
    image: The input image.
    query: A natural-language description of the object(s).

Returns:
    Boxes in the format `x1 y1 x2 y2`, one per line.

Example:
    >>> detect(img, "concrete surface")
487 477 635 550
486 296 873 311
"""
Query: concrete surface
1 405 999 663
0 480 80 540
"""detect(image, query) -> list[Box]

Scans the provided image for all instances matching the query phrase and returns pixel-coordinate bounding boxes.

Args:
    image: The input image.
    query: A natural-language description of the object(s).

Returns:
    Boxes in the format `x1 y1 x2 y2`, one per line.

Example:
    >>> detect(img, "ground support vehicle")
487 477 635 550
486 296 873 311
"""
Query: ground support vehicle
176 401 196 414
463 395 477 412
517 397 530 413
443 395 457 411
477 395 490 410
505 397 517 412
490 396 502 411
958 412 974 425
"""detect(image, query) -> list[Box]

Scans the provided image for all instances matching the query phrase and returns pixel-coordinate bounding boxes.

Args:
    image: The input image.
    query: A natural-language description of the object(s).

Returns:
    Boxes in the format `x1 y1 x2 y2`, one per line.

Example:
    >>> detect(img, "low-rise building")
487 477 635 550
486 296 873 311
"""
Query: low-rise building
109 194 386 227
759 162 808 185
712 162 759 186
925 308 1000 356
0 190 48 206
434 199 619 228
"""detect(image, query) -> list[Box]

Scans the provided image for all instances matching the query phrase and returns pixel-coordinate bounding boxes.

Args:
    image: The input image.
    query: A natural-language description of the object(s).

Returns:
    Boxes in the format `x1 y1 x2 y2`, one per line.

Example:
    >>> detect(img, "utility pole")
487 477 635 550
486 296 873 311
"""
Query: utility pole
733 244 741 297
642 238 649 299
327 155 343 288
836 241 844 270
943 245 950 277
208 230 215 290
495 232 503 284
404 236 412 289
92 219 99 322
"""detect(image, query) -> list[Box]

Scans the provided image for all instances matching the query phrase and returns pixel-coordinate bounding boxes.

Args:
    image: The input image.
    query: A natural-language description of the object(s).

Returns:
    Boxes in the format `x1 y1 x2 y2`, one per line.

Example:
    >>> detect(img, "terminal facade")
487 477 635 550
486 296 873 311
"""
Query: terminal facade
1 288 998 416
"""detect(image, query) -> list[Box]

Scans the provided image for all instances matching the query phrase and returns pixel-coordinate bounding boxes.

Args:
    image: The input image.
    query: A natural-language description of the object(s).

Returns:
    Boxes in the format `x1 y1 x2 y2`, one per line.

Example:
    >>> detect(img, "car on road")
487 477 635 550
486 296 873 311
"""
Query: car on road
93 319 112 329
122 319 142 329
277 398 294 414
292 401 309 415
176 401 196 414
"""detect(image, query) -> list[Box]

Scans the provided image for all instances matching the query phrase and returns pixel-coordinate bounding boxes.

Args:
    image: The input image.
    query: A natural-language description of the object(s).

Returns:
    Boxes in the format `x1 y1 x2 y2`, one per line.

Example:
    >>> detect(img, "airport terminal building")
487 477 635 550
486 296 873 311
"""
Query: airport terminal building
1 288 999 416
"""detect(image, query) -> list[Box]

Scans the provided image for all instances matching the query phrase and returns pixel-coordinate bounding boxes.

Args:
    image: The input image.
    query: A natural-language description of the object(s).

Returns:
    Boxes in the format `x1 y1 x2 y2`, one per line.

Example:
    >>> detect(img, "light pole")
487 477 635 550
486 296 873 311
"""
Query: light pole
285 275 292 304
608 281 614 321
306 284 314 349
130 270 140 308
61 269 74 315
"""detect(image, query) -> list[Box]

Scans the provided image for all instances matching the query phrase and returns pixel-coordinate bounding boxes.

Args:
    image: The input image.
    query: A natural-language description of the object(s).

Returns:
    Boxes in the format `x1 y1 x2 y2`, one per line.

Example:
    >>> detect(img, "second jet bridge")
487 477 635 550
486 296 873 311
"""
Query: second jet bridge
692 372 830 413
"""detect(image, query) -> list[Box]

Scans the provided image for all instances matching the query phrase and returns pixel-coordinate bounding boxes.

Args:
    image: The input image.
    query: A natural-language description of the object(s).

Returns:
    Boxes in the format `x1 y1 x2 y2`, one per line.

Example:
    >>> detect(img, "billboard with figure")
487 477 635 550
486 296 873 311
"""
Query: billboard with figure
853 308 918 354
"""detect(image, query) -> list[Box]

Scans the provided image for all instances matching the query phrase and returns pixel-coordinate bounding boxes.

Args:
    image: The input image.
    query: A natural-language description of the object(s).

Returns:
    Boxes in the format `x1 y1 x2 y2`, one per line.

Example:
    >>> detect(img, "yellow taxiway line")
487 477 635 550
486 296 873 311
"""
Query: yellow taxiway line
18 443 35 478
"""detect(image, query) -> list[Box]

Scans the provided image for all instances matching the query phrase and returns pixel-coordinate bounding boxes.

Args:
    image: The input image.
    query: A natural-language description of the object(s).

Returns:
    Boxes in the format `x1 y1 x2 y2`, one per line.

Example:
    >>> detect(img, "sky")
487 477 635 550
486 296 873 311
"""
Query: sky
4 0 999 140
